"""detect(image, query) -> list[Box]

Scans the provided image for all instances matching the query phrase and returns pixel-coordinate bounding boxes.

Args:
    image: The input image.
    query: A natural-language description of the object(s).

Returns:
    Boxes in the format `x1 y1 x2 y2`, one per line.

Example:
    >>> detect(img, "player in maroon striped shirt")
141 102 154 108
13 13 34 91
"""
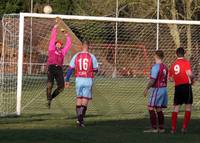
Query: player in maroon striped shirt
144 50 168 133
65 40 98 127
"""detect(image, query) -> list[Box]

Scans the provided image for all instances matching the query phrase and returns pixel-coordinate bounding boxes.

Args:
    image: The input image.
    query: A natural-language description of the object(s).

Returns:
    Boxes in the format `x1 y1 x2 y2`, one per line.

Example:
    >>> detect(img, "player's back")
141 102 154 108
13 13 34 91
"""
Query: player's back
169 58 191 86
151 63 168 88
74 52 94 78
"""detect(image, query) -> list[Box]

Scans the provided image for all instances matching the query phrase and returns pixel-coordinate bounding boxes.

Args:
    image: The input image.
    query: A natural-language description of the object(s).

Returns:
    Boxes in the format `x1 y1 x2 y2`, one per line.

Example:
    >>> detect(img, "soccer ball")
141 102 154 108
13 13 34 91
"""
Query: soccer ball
43 5 52 14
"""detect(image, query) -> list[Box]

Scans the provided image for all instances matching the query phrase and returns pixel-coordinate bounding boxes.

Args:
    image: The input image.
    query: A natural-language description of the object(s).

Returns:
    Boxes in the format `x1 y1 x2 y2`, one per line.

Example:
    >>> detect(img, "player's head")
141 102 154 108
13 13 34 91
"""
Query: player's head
176 47 185 57
82 40 90 51
155 50 164 61
55 40 63 49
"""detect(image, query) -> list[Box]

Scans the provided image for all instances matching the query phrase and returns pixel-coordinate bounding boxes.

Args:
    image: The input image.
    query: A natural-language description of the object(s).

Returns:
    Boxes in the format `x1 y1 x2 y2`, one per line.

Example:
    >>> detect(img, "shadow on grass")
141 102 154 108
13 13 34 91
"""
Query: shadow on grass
0 113 105 124
0 117 200 143
66 114 104 120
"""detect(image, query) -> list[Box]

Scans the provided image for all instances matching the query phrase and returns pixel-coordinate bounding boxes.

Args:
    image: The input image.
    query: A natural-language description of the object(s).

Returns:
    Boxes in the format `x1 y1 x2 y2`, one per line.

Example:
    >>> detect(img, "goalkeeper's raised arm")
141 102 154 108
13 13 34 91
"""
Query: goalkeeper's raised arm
48 24 57 52
62 32 72 56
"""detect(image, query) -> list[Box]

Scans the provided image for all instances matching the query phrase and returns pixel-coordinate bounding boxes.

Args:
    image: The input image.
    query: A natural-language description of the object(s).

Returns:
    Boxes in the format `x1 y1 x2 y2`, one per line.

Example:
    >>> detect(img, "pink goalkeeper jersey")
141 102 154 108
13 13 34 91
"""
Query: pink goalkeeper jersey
47 26 72 66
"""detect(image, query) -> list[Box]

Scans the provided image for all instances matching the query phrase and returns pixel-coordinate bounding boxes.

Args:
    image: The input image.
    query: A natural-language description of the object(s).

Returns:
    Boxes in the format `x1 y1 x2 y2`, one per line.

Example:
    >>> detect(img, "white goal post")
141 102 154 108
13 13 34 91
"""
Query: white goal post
1 12 200 116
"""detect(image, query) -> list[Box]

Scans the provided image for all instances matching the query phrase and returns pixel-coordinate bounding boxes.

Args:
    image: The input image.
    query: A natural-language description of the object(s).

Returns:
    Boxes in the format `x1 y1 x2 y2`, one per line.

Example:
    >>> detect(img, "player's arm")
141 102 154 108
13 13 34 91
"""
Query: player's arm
62 33 72 55
146 79 156 90
48 18 60 51
186 63 195 85
144 79 156 97
168 65 174 82
55 18 72 55
186 70 194 81
48 25 57 51
64 54 77 88
144 65 159 97
91 54 98 73
65 67 74 88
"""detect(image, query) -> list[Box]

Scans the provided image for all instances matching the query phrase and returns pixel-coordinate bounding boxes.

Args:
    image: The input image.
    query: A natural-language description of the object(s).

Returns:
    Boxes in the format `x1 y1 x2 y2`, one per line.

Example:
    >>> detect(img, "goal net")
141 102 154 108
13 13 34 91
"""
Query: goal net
1 13 200 117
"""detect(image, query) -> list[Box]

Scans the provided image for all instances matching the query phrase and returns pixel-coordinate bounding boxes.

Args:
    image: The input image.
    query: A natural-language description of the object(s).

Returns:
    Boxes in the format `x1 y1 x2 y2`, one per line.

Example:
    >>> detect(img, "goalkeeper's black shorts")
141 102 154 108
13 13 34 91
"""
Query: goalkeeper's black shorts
47 64 64 87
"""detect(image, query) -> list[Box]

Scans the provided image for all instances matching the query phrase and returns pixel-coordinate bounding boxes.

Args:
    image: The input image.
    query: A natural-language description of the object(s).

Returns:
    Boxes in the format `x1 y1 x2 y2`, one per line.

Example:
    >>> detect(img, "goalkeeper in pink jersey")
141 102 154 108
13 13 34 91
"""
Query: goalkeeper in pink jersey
46 18 72 109
65 40 98 127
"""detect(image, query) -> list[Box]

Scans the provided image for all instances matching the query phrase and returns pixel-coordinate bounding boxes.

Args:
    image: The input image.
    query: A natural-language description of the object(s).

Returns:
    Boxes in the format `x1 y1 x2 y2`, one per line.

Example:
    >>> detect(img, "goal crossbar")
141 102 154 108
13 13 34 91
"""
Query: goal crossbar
19 12 200 25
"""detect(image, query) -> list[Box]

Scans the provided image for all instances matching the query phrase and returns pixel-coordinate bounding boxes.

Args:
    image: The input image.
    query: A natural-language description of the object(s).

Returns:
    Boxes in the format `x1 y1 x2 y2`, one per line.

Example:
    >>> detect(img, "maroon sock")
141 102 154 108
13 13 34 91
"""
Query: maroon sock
76 106 82 123
82 105 87 117
149 110 157 129
76 105 81 115
157 111 164 129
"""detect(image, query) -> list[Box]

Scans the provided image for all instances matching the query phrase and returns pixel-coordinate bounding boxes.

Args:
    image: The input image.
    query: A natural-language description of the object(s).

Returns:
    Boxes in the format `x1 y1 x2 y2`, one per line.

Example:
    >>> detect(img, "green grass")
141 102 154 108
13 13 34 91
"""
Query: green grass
0 77 200 143
0 115 200 143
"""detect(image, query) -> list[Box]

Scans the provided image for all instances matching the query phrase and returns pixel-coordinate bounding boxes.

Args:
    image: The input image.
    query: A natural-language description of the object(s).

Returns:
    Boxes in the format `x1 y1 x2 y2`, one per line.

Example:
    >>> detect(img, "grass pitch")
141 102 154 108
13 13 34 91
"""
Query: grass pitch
0 77 200 143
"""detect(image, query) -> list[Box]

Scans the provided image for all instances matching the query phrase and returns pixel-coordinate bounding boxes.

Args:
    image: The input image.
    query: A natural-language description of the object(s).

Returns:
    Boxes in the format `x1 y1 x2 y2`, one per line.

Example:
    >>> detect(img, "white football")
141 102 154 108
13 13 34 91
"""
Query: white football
43 5 52 14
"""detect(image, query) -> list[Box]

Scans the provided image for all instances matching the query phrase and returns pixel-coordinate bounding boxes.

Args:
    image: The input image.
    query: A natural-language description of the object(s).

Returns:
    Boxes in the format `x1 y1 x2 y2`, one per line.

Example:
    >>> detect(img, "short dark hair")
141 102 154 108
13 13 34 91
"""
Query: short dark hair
176 47 185 57
82 40 90 46
155 50 164 60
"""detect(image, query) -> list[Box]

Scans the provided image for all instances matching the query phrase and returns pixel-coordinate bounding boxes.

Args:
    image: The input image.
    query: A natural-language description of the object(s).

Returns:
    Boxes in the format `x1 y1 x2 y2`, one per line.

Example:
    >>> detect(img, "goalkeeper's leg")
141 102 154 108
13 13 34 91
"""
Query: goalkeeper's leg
47 82 53 100
51 67 64 99
46 66 55 108
47 66 54 99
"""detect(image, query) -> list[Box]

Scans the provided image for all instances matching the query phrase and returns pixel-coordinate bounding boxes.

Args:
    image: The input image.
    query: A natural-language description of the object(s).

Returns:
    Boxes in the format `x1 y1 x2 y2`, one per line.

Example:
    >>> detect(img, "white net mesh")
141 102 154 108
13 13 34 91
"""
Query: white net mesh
1 14 200 117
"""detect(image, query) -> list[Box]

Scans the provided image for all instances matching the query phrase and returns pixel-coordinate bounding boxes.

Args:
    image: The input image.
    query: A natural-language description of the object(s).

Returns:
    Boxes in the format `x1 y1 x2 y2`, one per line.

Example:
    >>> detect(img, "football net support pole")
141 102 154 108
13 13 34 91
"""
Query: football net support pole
156 0 160 50
112 0 118 78
29 0 33 75
16 14 24 116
